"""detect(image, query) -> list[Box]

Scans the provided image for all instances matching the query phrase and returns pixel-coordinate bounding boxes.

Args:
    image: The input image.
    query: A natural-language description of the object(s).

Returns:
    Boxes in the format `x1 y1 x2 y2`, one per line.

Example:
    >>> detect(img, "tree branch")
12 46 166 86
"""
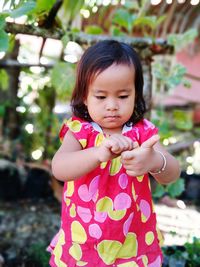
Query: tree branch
5 22 173 54
43 0 63 29
0 59 54 68
5 22 63 39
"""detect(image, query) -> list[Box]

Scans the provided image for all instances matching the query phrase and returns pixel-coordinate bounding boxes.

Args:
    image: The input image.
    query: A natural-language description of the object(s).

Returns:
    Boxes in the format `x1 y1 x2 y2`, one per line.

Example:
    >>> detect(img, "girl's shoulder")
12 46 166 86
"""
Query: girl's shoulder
126 119 158 144
134 118 157 131
59 116 93 147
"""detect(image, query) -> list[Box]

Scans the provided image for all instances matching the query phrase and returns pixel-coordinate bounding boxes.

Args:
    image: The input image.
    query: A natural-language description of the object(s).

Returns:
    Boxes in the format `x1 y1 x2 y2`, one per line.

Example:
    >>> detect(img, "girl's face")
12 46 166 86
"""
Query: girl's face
84 63 135 135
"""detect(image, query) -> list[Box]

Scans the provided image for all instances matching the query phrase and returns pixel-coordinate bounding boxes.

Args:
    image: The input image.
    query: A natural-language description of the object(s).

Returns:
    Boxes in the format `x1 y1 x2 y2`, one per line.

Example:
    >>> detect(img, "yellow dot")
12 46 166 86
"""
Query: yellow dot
95 133 105 147
118 233 138 259
66 181 74 197
148 179 151 190
108 210 126 221
142 255 148 266
70 204 76 217
132 183 136 201
117 261 139 267
156 227 164 246
136 175 144 182
110 156 122 176
145 231 154 245
97 240 121 265
65 198 71 206
71 221 87 244
69 243 82 261
96 197 113 212
53 229 67 267
152 201 155 212
100 161 107 169
67 120 82 133
141 213 148 223
76 261 88 266
79 139 87 148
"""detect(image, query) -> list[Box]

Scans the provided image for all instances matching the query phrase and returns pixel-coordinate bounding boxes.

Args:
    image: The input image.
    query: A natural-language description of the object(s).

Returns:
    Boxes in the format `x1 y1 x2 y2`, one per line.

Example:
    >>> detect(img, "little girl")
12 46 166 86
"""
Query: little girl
48 40 180 267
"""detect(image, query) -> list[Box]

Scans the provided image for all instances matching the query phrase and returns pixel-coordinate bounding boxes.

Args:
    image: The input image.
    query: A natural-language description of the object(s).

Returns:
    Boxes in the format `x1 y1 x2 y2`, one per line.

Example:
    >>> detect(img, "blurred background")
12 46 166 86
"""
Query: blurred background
0 0 200 266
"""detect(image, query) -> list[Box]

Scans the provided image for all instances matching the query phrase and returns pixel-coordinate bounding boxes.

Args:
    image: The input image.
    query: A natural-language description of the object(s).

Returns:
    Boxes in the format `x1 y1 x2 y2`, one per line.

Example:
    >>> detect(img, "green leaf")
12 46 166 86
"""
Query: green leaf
84 25 103 35
51 61 75 100
61 33 70 48
166 178 185 198
0 29 9 52
168 28 198 52
182 79 191 88
134 15 166 30
0 15 6 29
59 0 85 29
156 15 166 26
112 9 136 33
173 110 193 130
153 183 166 198
7 34 15 53
152 62 187 90
167 74 185 88
134 16 157 29
36 0 57 12
0 69 9 90
110 25 125 37
63 0 85 20
10 1 36 18
0 105 6 117
71 28 80 33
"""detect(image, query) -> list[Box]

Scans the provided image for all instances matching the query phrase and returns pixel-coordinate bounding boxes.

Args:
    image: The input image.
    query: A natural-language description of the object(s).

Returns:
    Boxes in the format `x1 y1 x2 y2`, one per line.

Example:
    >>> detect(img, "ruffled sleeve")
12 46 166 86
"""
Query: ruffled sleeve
132 119 158 145
59 117 92 149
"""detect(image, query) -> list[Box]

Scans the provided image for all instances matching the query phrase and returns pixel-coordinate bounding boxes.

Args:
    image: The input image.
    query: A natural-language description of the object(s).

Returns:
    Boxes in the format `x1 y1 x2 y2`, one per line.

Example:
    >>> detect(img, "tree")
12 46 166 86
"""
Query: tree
0 0 198 161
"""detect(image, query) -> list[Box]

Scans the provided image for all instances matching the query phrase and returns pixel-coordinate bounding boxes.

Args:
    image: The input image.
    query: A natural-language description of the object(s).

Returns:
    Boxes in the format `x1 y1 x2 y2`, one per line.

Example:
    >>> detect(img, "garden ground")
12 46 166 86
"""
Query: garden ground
0 198 200 266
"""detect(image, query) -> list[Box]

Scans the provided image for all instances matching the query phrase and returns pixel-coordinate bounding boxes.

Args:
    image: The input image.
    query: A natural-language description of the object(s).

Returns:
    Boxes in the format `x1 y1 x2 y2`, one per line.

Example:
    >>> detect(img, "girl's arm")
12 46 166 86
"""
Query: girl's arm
149 141 181 184
52 130 134 181
52 130 100 181
121 135 181 185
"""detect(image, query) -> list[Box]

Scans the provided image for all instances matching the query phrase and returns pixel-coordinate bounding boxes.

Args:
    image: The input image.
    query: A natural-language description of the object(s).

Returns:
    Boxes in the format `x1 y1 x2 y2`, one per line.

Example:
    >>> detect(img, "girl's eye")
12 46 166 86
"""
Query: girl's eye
96 96 106 99
119 95 129 99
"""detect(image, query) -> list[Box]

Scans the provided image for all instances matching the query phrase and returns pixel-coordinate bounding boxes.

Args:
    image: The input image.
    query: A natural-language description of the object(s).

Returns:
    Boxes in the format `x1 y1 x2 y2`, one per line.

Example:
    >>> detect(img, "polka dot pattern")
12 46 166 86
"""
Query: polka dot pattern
110 156 122 176
69 243 82 261
89 223 102 239
71 221 87 244
49 116 163 267
145 231 155 245
117 262 138 267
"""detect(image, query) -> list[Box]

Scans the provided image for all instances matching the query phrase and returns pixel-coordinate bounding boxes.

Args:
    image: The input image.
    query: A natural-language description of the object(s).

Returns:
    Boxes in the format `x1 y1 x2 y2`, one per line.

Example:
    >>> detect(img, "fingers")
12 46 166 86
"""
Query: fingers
103 134 159 158
104 135 134 154
141 134 160 148
121 148 136 160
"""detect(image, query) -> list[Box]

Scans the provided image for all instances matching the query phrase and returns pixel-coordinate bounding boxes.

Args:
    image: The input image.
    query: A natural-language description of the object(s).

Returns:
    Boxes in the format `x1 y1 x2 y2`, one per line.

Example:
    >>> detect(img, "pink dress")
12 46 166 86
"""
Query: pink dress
48 116 163 267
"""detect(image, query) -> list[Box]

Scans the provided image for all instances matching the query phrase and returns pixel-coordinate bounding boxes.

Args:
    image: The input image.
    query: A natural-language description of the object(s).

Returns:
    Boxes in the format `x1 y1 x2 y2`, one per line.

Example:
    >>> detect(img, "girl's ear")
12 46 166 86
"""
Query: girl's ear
83 98 87 106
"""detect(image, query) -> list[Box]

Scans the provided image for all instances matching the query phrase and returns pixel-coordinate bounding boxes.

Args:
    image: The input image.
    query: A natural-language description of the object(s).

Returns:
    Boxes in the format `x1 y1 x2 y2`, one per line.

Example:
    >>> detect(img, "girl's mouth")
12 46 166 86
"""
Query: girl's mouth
104 115 119 121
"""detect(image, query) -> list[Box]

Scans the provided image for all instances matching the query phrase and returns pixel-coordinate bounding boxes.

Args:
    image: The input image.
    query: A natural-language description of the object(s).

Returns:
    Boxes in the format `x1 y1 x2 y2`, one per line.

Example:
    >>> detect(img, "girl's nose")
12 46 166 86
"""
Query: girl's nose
106 98 118 110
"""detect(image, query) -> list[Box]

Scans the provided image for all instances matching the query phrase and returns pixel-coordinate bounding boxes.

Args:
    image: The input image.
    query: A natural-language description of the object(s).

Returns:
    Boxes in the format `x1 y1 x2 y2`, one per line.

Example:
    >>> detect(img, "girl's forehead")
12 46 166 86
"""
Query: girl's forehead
87 65 135 95
91 64 135 82
90 63 135 82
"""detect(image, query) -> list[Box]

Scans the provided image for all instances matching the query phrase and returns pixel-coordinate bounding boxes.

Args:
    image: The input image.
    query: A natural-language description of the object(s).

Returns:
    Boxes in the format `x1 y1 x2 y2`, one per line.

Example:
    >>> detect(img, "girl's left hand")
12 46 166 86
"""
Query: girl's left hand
121 135 160 177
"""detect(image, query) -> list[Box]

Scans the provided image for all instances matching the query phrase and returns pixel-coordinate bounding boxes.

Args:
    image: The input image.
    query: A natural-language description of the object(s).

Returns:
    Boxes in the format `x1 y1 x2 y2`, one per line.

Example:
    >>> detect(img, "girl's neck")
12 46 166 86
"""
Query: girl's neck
90 121 124 135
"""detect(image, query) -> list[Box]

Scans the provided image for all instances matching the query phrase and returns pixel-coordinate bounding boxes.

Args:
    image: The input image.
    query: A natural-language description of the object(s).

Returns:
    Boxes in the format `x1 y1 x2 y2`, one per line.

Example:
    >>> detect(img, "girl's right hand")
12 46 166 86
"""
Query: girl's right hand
97 134 134 163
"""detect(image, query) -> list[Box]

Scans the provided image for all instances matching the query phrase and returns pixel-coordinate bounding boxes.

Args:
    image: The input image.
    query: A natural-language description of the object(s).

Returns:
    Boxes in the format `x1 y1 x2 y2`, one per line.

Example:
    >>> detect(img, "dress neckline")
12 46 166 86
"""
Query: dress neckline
90 121 133 135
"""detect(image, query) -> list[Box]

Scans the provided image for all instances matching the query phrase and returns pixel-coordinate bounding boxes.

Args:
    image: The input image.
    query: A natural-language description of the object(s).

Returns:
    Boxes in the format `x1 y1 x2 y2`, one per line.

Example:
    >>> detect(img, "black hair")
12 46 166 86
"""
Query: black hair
71 40 146 124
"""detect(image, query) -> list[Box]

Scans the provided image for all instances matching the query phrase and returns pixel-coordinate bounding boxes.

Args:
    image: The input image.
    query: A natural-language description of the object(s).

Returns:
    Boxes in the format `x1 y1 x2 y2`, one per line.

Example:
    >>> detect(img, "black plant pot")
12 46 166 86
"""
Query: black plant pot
180 171 200 203
162 245 186 267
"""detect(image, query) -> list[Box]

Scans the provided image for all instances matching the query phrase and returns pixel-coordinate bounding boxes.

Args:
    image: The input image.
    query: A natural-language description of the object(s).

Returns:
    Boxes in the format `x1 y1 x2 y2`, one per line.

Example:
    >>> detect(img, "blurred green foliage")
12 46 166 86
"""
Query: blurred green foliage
162 237 200 267
26 243 49 267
